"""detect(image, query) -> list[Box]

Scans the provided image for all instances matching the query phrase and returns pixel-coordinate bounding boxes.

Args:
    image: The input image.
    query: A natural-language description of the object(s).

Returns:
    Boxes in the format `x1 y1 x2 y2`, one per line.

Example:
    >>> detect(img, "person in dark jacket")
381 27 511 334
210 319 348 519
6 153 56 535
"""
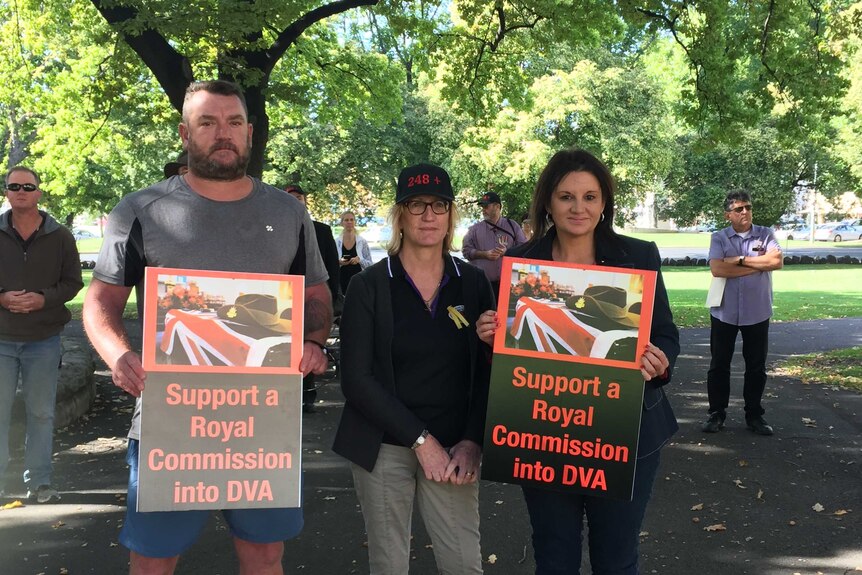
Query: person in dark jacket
476 149 679 575
0 166 83 503
333 163 494 574
284 184 340 413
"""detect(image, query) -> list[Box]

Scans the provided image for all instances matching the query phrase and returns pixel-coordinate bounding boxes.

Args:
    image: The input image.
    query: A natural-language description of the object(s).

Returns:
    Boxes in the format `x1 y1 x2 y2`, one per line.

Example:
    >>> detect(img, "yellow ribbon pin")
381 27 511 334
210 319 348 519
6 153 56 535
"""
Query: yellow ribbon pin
574 297 586 309
447 306 469 329
226 306 238 319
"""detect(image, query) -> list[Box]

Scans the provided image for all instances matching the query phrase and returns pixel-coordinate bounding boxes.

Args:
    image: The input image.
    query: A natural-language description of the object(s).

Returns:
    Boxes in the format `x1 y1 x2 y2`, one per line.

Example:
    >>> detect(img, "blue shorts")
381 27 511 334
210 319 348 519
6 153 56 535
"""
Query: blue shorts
120 439 303 558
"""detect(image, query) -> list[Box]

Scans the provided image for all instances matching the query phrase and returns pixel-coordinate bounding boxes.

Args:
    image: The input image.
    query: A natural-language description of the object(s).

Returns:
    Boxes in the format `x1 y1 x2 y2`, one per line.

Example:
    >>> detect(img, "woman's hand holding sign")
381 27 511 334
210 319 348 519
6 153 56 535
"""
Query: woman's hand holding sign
640 342 669 381
477 310 498 346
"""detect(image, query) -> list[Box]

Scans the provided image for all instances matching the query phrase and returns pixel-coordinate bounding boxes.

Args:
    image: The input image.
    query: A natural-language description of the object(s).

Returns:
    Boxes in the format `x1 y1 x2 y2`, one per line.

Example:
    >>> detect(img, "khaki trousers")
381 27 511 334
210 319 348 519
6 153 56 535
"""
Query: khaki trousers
351 443 483 575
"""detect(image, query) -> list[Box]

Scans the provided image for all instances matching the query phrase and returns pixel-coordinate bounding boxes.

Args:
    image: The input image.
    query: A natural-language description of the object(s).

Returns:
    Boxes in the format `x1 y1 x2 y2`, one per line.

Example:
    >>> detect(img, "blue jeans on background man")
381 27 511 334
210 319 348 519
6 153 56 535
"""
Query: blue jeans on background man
0 335 62 490
521 450 661 575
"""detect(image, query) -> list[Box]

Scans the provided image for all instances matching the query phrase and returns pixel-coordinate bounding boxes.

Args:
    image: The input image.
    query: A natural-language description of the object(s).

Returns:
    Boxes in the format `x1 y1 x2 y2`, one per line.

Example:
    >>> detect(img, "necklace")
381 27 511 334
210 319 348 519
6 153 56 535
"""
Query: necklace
422 279 444 312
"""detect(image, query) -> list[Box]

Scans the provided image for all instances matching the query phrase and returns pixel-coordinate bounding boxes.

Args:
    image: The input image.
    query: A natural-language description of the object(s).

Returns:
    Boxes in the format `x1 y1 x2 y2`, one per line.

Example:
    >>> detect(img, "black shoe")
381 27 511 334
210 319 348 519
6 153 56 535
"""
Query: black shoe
302 403 317 414
701 412 725 433
746 416 774 436
26 485 61 503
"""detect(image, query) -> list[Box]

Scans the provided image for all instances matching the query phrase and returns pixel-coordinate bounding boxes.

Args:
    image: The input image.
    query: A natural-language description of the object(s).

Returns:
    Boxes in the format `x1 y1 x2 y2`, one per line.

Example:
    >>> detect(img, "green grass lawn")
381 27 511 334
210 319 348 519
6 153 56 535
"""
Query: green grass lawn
774 347 862 393
68 270 138 320
663 264 862 328
67 264 860 328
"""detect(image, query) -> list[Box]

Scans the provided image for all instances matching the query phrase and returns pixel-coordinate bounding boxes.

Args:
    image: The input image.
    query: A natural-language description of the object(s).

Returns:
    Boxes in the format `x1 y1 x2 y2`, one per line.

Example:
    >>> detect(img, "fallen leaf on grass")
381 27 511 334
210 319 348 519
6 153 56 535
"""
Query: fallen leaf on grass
51 520 65 529
833 509 850 516
812 503 824 512
487 554 497 564
704 523 726 532
738 460 748 467
691 503 703 511
0 500 24 510
801 417 817 427
733 479 747 489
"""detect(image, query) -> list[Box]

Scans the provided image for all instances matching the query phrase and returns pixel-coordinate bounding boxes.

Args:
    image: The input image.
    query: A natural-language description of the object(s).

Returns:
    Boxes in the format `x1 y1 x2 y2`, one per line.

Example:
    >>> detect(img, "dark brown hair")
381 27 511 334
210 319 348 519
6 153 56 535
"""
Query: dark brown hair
528 148 620 247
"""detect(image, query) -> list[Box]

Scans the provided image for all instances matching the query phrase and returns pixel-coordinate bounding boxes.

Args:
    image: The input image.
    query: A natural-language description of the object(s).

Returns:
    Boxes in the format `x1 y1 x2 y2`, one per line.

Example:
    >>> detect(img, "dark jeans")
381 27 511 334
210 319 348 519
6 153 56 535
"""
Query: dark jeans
302 373 316 406
521 450 661 575
706 316 769 418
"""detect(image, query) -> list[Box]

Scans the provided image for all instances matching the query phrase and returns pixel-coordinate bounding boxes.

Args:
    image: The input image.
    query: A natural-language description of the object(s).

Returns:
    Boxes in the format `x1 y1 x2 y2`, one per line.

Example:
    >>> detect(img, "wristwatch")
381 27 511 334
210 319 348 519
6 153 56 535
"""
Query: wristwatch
738 256 745 266
411 429 429 450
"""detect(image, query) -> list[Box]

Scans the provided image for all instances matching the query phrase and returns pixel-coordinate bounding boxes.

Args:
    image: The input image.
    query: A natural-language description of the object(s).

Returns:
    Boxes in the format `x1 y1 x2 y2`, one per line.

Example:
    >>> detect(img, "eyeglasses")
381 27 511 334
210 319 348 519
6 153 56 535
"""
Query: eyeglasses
729 204 752 214
404 199 450 215
5 183 38 192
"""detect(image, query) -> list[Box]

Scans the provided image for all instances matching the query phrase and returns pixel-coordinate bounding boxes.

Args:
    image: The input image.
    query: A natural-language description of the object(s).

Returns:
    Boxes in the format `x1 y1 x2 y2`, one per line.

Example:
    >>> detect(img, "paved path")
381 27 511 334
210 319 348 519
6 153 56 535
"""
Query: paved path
1 318 860 574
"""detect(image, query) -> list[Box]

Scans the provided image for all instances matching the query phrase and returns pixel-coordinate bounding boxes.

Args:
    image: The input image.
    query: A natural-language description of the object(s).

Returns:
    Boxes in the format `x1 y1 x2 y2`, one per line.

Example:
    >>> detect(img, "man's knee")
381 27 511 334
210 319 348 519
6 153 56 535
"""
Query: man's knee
129 551 179 575
234 538 284 570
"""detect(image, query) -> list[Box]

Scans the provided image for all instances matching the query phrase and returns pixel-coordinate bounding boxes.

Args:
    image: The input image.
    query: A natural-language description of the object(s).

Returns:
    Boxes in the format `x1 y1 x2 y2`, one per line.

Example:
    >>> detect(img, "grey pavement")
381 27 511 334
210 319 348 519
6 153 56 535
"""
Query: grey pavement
1 318 860 574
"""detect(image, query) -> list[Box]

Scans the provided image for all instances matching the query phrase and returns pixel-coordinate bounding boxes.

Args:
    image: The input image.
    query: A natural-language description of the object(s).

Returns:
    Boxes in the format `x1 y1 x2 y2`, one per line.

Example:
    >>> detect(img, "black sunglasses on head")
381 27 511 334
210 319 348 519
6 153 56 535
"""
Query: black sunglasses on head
6 183 38 192
729 204 752 214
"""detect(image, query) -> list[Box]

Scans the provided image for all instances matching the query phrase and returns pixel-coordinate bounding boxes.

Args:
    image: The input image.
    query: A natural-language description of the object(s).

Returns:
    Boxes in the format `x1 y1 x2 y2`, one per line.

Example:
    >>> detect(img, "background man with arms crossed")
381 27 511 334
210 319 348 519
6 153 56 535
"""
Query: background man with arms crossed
84 80 332 575
703 190 782 436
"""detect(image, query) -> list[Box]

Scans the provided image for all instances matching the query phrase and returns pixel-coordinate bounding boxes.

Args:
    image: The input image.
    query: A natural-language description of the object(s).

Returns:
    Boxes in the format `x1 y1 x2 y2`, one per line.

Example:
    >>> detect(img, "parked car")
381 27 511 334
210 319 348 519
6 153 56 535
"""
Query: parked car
362 225 392 248
72 228 97 240
814 222 862 242
774 224 811 241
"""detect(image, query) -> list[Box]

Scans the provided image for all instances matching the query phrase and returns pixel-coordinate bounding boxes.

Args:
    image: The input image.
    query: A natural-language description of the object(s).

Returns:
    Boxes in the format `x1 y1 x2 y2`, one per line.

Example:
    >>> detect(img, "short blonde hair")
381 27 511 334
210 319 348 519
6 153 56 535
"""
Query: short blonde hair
386 201 460 256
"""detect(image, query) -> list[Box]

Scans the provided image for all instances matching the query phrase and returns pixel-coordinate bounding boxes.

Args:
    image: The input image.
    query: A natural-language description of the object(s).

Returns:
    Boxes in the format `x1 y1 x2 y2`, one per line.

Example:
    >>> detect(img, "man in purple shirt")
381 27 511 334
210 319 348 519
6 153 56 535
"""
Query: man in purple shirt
461 191 527 296
703 190 783 436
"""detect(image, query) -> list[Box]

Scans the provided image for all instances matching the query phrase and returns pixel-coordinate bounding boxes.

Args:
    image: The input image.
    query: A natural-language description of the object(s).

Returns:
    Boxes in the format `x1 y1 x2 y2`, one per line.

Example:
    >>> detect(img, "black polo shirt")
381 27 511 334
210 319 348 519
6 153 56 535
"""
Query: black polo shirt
383 255 471 448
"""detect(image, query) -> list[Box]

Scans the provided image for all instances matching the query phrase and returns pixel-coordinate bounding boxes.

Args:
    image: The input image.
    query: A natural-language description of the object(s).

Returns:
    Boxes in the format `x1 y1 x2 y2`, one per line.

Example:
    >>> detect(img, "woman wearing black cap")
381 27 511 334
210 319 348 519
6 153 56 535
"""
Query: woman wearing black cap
476 149 679 575
333 163 494 574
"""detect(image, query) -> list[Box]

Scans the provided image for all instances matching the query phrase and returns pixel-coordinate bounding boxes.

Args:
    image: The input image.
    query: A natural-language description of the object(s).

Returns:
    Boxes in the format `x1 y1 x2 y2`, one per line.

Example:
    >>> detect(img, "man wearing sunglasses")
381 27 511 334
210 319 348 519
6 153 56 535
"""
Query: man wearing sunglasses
703 190 783 436
0 167 83 504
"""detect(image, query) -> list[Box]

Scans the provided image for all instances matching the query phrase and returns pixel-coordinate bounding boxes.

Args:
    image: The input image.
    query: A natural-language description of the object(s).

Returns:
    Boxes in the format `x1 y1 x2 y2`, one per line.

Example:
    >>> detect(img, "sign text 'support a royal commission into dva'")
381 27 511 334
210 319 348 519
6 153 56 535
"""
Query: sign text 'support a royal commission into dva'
138 267 304 511
483 257 657 501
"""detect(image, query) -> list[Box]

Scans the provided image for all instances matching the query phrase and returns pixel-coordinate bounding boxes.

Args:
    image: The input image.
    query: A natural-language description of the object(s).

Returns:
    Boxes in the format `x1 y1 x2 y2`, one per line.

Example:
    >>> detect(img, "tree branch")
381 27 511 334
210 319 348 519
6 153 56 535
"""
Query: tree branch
89 0 193 112
263 0 380 76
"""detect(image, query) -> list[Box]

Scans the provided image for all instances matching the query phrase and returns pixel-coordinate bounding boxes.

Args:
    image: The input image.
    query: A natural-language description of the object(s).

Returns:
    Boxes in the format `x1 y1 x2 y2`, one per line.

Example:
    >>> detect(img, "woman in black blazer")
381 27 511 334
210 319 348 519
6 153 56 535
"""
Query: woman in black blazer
333 163 494 574
477 149 680 575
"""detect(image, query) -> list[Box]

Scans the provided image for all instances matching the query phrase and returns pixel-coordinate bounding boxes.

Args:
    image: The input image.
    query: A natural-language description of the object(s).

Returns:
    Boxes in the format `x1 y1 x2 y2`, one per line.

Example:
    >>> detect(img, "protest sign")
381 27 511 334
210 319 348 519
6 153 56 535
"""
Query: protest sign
483 257 656 500
138 267 303 511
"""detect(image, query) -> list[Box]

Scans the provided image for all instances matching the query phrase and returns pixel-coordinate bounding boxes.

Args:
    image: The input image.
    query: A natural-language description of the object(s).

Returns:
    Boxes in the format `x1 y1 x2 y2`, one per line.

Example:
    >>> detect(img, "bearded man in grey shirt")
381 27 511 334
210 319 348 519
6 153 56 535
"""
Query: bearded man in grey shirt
84 80 332 575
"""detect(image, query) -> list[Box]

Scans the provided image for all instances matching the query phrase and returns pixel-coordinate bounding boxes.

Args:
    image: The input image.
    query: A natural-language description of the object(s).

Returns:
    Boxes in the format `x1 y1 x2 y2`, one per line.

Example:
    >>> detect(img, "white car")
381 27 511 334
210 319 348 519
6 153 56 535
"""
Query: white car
773 225 811 241
814 222 862 242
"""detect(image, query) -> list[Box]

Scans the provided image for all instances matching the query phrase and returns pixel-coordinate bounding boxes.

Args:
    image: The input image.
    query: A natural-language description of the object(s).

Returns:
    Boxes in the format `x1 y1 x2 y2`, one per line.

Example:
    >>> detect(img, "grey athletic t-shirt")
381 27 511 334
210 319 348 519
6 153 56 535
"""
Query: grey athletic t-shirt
94 175 328 439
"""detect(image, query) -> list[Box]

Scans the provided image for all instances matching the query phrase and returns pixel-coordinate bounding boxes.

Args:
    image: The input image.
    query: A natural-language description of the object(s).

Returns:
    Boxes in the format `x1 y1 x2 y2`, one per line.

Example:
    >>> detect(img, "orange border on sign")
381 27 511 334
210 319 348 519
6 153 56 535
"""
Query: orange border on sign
493 256 657 371
141 267 303 375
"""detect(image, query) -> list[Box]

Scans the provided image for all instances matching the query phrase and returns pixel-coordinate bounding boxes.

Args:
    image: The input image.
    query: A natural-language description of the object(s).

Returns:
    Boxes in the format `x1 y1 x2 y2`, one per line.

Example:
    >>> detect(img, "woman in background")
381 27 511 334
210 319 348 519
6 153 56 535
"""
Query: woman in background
336 210 373 296
334 163 494 575
477 149 679 575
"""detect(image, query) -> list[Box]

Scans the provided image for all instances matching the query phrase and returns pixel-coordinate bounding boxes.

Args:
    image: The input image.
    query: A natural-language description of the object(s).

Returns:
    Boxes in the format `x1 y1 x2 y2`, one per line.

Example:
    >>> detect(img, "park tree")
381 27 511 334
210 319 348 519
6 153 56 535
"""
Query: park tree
3 0 857 219
450 55 674 223
655 120 858 228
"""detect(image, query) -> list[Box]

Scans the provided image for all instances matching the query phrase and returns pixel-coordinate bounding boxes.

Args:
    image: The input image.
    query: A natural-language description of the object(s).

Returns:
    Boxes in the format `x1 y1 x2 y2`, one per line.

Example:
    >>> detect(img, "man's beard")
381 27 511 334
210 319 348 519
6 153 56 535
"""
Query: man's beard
186 136 251 181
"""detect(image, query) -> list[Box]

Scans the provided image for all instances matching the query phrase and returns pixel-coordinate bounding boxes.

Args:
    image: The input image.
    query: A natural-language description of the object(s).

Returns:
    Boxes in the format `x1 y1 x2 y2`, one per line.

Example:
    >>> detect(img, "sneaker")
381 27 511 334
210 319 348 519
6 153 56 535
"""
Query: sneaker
746 416 774 436
701 412 726 433
26 485 61 503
